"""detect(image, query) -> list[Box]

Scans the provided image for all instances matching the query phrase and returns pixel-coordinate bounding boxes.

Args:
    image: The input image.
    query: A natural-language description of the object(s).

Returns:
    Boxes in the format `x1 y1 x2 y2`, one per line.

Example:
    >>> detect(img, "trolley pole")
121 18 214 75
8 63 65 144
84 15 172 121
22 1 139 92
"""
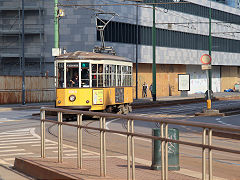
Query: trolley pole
152 0 157 101
21 0 25 105
207 1 212 110
54 0 59 48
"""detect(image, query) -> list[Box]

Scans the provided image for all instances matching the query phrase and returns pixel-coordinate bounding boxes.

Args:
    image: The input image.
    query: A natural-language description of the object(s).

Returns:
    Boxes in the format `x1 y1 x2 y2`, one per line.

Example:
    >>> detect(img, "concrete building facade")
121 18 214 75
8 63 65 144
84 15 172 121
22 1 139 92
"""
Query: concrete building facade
1 0 240 98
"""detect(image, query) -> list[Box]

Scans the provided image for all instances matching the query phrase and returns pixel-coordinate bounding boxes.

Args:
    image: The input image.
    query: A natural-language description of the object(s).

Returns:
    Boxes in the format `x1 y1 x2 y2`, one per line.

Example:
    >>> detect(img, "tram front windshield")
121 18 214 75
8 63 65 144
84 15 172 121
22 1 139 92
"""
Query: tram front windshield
66 63 79 88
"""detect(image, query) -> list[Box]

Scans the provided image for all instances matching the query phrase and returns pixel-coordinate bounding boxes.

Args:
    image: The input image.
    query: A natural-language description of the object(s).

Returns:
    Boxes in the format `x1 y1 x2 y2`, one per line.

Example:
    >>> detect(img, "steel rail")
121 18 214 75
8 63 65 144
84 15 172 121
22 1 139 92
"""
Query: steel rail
41 119 240 155
40 107 240 133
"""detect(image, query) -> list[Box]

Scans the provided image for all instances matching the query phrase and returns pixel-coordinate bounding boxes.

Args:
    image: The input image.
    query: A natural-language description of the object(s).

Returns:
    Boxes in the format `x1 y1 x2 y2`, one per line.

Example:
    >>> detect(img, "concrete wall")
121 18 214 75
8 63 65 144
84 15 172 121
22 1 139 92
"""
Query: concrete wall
186 65 221 94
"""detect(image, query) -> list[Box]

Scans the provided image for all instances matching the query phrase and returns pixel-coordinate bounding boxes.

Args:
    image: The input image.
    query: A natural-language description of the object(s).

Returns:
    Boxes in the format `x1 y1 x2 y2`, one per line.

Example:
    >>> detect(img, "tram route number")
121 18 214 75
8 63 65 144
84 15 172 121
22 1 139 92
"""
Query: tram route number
68 90 77 94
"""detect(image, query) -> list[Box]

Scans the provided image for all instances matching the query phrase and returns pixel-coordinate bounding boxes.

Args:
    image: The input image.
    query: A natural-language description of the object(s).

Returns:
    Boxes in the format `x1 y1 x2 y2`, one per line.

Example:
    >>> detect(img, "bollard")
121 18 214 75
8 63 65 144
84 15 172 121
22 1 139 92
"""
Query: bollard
151 128 180 171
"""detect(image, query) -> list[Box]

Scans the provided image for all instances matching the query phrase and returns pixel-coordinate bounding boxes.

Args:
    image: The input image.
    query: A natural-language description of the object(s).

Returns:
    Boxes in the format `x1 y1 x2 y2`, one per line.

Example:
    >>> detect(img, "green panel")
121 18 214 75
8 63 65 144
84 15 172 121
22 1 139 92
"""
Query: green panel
151 128 180 171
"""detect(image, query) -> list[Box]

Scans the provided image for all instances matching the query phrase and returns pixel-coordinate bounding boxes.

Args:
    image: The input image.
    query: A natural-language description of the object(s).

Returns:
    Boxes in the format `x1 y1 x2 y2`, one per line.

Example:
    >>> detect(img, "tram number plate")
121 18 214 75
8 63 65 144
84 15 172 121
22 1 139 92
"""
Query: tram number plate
115 88 124 103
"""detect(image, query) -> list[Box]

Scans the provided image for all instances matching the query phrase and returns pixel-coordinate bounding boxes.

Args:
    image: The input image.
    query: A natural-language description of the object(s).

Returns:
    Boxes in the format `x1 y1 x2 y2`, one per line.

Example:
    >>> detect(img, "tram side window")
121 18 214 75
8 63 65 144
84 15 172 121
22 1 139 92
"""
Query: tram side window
117 65 121 87
105 65 111 87
58 63 64 88
122 66 127 86
112 65 116 86
66 63 79 88
109 65 112 86
98 64 103 87
126 66 132 86
92 64 97 87
81 62 89 87
128 66 132 86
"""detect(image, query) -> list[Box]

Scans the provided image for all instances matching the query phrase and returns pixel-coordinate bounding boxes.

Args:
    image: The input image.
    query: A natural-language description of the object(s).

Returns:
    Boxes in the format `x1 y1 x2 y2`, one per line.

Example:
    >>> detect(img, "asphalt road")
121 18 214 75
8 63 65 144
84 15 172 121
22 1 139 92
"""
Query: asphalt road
0 100 240 179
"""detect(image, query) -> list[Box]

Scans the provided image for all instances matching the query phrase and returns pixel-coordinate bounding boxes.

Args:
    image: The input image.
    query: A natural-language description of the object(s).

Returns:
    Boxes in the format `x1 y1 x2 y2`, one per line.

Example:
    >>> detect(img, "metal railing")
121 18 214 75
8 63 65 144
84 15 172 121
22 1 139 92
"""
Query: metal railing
40 107 240 180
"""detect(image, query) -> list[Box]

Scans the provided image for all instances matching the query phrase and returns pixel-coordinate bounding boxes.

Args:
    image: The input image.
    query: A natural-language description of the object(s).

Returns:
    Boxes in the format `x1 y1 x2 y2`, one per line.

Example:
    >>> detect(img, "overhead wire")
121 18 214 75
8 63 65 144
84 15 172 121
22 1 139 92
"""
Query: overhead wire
60 0 240 37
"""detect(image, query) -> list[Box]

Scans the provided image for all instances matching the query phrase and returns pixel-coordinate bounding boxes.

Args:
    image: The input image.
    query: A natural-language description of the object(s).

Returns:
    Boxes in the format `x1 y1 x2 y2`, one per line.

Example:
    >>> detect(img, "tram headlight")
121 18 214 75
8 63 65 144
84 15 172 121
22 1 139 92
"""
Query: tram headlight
69 95 76 102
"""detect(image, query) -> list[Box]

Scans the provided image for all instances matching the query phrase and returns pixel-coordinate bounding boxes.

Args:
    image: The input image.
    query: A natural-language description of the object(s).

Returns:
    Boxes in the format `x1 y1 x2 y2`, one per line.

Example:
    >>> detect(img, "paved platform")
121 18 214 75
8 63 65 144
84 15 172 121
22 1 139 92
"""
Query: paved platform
14 157 199 180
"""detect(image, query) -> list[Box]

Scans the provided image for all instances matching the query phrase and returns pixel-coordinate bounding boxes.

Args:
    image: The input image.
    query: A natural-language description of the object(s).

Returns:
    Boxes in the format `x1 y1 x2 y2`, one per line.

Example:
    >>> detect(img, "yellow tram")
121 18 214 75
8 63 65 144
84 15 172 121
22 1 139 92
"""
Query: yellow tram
55 51 133 114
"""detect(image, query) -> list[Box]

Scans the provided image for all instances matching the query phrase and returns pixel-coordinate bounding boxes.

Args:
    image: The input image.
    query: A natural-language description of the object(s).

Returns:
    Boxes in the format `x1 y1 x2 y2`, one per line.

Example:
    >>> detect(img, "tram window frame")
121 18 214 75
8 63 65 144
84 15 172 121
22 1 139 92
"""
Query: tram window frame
66 63 79 88
92 64 98 88
122 66 128 86
104 64 113 87
117 65 121 87
126 66 132 86
81 62 90 88
98 64 103 87
112 65 116 87
57 63 64 88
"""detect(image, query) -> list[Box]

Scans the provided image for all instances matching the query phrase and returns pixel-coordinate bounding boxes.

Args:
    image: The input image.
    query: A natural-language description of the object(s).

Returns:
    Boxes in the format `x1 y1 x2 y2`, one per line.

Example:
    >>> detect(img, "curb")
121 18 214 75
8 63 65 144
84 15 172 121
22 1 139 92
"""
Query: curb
132 98 205 109
0 95 240 112
0 105 54 112
132 96 240 109
14 157 77 180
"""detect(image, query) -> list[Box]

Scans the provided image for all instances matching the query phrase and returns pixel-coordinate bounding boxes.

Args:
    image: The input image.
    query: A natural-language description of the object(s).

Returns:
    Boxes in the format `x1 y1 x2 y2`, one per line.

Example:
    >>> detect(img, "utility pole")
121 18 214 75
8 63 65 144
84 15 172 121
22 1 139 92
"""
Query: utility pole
152 0 157 101
54 0 59 48
54 0 59 90
136 5 139 99
21 0 25 105
207 1 212 110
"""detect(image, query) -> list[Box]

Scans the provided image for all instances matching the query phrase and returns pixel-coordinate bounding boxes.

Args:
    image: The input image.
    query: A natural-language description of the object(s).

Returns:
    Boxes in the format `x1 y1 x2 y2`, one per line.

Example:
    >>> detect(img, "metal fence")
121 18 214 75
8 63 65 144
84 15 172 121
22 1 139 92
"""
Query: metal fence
40 107 240 180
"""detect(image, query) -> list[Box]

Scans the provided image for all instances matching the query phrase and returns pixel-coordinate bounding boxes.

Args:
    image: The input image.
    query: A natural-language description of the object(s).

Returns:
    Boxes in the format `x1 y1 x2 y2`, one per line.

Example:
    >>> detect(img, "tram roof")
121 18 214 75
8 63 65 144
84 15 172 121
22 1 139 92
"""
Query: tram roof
56 51 131 62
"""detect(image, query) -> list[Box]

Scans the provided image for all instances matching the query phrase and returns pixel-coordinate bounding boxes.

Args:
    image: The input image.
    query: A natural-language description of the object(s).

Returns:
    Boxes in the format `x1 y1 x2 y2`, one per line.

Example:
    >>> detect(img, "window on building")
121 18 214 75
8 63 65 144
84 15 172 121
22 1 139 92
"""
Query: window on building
98 20 240 53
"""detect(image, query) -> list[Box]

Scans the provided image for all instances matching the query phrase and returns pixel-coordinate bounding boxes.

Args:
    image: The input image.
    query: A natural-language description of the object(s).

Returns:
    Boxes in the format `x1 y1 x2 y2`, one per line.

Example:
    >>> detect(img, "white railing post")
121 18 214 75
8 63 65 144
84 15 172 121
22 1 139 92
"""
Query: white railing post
131 120 135 180
103 117 107 177
208 128 213 180
127 120 131 180
100 117 103 176
165 123 168 180
202 128 206 180
77 114 83 169
41 110 45 158
161 123 165 180
58 112 63 163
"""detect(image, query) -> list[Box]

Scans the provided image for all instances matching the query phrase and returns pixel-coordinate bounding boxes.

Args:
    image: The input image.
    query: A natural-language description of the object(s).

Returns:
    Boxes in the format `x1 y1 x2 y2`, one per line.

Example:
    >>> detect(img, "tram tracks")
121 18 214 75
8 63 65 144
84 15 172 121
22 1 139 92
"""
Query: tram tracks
45 117 128 156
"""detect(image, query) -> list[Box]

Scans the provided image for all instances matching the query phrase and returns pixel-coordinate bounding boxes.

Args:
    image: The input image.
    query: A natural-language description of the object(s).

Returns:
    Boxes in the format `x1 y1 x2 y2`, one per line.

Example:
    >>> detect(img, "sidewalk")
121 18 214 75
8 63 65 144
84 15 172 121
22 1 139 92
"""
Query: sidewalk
0 92 240 111
0 162 32 180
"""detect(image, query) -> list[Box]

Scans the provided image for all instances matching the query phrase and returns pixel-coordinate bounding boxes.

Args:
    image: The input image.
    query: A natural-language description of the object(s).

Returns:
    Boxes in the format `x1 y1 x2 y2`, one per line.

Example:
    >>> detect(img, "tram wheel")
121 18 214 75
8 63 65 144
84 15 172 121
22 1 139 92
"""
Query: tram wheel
106 106 113 113
117 105 124 114
123 104 129 114
128 105 132 113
